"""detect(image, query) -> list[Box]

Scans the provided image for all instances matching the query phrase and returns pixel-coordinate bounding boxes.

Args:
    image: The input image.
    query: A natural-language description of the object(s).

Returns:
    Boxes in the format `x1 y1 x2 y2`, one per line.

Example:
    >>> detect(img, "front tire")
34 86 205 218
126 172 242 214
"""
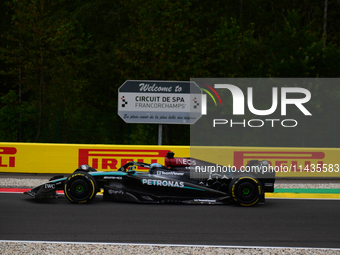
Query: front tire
64 172 97 203
229 176 262 206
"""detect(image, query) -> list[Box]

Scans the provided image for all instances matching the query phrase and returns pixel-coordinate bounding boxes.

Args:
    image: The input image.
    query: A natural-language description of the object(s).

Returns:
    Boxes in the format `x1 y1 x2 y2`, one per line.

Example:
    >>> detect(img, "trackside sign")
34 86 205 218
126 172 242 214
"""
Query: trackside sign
78 149 171 170
0 143 190 174
118 80 202 124
0 147 16 167
1 142 340 177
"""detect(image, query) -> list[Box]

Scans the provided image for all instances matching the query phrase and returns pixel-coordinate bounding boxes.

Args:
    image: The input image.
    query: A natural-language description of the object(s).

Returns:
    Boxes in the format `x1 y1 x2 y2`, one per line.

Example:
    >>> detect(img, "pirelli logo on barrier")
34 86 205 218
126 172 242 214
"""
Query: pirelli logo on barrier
0 147 17 168
234 151 325 172
78 149 171 170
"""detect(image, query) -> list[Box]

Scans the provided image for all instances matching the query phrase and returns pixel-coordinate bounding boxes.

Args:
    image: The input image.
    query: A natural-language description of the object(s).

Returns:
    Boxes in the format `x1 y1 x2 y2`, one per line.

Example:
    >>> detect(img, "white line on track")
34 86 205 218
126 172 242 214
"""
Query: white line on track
0 240 340 250
266 197 340 200
2 191 340 200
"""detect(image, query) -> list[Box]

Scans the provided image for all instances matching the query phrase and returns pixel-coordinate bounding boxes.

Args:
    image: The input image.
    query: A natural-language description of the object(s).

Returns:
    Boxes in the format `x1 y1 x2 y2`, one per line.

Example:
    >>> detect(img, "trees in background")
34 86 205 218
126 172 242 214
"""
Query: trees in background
0 0 339 146
0 0 91 142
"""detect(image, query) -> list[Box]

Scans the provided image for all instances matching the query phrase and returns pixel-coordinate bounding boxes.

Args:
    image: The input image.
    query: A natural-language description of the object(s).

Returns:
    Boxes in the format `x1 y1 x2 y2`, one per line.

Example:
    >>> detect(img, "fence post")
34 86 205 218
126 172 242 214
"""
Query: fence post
334 113 337 147
58 109 60 143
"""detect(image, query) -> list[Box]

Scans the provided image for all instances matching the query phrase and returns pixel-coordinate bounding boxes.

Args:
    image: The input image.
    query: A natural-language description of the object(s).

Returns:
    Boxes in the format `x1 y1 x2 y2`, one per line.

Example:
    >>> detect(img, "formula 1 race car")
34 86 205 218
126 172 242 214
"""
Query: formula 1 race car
24 152 275 206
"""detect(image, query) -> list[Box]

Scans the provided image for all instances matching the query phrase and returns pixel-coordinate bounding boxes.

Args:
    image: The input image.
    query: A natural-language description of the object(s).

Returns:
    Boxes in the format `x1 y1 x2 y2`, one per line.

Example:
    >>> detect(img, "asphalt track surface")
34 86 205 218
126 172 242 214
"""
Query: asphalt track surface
1 193 340 248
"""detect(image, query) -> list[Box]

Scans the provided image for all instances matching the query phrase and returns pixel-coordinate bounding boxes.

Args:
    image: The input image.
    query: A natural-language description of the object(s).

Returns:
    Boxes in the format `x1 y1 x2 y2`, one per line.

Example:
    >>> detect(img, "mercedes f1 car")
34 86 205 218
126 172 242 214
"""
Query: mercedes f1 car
24 152 275 206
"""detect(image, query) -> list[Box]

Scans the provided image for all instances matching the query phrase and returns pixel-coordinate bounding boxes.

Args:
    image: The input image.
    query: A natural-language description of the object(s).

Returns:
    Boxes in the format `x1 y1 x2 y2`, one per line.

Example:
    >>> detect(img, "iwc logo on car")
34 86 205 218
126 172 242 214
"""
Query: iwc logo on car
44 183 55 189
142 179 184 188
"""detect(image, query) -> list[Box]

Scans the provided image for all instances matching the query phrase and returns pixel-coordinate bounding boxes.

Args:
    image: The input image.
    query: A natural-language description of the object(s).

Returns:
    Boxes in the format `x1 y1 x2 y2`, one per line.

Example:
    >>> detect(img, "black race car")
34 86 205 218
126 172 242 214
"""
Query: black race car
24 152 275 206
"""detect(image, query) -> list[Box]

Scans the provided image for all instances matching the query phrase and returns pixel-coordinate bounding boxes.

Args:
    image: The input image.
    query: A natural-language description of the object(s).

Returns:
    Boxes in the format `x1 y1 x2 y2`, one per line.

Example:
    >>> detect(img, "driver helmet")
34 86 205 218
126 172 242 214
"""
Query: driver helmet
150 163 163 169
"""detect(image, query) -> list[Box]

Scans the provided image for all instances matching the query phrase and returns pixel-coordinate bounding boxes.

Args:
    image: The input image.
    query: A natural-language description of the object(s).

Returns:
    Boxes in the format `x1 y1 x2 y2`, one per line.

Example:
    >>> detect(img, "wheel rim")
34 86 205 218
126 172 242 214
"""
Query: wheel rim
76 184 84 193
236 181 257 202
242 187 250 195
69 179 90 199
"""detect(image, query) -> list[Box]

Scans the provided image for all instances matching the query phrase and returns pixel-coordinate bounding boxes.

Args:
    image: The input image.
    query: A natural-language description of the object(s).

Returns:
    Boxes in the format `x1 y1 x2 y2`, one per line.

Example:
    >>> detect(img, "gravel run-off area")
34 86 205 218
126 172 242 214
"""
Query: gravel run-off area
1 241 340 255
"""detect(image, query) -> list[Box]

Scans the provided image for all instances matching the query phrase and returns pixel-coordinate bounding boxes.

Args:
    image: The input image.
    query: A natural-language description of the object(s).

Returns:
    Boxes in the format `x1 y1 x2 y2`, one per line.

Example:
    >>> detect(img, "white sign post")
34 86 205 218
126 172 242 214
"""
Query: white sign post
118 80 203 144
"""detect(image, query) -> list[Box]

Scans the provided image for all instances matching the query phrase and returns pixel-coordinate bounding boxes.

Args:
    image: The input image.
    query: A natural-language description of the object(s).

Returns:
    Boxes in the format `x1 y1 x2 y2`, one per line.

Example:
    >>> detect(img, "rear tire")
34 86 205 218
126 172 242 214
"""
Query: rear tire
229 176 262 206
64 172 97 203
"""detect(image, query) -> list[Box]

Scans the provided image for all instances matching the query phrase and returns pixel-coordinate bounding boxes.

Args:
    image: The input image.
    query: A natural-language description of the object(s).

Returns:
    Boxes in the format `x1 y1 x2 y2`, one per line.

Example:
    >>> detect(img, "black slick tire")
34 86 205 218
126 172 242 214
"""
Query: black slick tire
64 172 97 204
229 176 262 206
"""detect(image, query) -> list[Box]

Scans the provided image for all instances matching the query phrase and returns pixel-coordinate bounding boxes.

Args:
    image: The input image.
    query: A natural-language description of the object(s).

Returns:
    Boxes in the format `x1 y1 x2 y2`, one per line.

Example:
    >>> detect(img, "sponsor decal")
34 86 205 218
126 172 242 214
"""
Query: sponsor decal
103 176 123 180
194 199 217 203
175 158 196 166
0 147 17 168
156 171 184 176
141 179 184 188
108 189 124 195
166 157 196 166
44 183 55 189
78 149 170 170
